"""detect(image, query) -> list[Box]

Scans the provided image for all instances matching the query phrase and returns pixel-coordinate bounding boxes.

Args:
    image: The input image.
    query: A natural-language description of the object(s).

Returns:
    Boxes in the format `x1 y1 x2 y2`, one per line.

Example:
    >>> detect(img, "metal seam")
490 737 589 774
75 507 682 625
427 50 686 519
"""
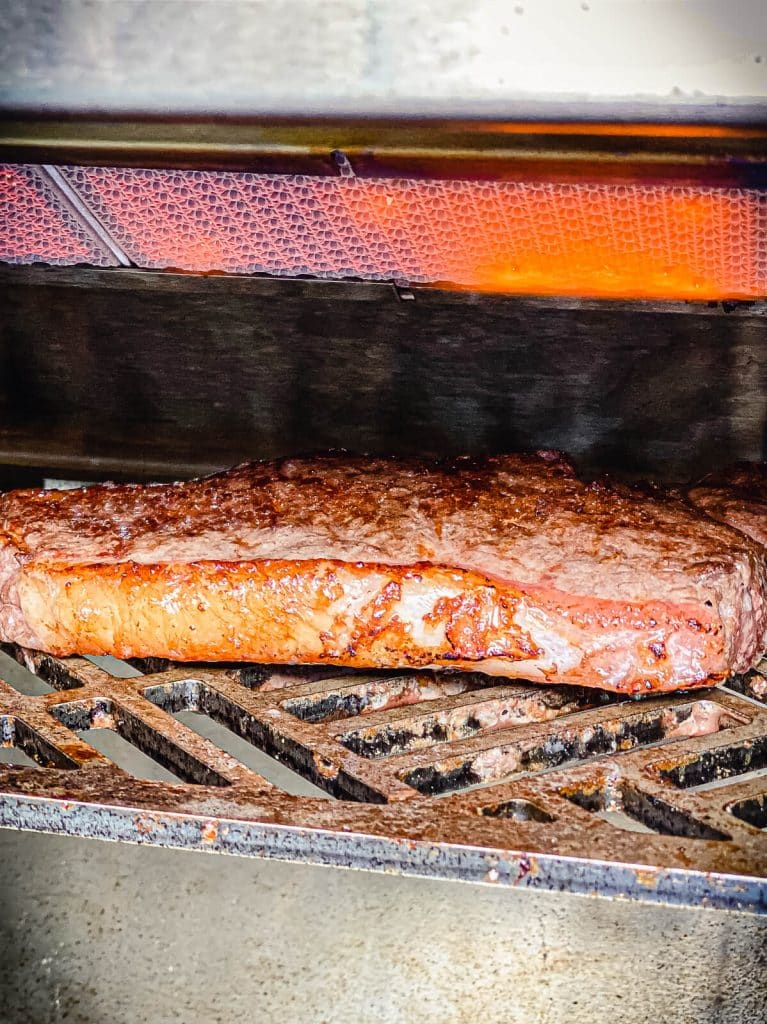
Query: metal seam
38 165 132 267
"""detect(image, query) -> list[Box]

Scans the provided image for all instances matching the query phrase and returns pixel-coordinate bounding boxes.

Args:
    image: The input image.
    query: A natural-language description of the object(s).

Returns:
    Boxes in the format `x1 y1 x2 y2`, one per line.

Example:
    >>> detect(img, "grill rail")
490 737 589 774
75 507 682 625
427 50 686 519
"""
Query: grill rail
0 643 765 912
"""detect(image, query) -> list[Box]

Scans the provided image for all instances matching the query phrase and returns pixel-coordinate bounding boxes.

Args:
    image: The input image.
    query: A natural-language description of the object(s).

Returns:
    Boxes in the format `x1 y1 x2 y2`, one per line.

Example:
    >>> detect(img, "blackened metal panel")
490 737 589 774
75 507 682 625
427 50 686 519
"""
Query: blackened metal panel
0 267 765 482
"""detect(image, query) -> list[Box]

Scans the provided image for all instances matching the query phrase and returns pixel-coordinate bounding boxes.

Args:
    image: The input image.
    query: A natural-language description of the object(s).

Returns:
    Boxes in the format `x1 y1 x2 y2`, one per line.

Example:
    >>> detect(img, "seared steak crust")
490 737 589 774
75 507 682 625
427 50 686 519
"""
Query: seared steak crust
689 463 767 550
1 452 766 693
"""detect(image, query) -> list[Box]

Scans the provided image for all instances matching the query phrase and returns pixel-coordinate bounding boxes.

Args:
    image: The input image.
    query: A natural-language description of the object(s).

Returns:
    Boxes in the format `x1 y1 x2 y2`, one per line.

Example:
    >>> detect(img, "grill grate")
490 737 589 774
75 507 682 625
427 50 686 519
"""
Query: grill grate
0 644 765 911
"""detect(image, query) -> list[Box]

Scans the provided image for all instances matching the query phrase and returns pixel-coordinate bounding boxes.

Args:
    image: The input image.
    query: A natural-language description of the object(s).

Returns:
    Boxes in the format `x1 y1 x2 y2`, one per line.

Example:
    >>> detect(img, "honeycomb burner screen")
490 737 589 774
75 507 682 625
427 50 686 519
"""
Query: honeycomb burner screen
0 165 117 268
2 163 766 299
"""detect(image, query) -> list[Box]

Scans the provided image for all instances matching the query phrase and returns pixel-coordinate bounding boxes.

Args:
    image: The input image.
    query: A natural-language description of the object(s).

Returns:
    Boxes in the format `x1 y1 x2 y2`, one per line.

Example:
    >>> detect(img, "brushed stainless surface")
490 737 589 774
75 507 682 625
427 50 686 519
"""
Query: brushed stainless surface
2 1 766 118
0 829 765 1024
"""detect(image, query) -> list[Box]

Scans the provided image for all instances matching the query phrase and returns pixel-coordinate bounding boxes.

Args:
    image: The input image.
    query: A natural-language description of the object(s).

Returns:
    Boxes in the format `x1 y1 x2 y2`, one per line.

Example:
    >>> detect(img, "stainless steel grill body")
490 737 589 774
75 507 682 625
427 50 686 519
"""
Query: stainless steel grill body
2 828 766 1024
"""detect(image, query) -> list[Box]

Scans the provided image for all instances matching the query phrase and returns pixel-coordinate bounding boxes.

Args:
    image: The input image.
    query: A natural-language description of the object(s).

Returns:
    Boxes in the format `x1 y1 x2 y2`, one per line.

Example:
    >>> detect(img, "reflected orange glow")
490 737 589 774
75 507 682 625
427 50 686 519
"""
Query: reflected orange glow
463 121 767 139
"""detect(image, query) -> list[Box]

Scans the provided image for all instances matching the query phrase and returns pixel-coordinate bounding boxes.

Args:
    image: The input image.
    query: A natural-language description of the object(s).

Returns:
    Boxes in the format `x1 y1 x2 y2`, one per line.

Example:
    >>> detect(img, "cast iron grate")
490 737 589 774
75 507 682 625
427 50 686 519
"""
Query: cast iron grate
0 643 765 911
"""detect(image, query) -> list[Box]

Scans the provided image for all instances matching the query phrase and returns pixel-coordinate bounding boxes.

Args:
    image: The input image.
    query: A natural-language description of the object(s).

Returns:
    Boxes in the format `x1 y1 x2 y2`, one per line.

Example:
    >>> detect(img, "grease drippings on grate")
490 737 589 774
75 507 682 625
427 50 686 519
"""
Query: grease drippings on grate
397 700 745 797
0 713 77 770
655 736 767 790
560 778 731 840
0 643 765 895
282 673 503 724
335 685 612 759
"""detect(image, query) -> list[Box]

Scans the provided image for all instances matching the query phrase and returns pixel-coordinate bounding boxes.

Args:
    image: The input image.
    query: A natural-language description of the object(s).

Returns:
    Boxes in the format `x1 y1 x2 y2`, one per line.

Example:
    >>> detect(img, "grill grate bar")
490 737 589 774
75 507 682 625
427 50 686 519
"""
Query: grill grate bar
0 643 765 911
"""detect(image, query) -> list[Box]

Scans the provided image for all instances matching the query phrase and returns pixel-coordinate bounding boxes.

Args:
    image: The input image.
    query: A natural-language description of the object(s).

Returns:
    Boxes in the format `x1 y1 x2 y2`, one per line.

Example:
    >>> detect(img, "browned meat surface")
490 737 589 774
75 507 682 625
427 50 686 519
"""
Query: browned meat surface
689 463 767 549
1 452 766 694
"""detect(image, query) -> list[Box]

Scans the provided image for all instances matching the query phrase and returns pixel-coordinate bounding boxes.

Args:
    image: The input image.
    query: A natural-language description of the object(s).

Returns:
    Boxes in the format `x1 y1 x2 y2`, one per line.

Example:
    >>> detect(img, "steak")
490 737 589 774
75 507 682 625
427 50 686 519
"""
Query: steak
688 463 767 549
1 452 766 694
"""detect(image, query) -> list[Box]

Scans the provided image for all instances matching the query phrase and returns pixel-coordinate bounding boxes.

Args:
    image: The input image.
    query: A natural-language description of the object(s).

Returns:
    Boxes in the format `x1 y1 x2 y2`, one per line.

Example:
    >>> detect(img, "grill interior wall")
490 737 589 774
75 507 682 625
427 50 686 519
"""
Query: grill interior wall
0 267 765 484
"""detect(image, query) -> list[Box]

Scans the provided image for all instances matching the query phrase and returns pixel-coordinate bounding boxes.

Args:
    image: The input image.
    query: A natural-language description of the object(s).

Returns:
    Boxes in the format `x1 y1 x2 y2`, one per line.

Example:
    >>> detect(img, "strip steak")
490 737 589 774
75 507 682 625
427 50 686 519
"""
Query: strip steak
1 452 765 694
688 463 767 549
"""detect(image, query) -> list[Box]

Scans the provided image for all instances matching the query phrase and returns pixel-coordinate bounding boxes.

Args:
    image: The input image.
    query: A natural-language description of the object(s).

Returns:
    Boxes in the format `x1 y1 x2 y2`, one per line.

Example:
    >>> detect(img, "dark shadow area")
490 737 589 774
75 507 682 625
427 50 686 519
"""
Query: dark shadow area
1 268 765 483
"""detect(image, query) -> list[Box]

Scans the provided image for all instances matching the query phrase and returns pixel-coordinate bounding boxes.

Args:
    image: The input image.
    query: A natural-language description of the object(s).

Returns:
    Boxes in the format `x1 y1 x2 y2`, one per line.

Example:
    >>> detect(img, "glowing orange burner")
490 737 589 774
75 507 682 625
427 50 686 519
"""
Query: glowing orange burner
3 163 765 300
61 167 766 300
0 165 116 267
461 184 766 300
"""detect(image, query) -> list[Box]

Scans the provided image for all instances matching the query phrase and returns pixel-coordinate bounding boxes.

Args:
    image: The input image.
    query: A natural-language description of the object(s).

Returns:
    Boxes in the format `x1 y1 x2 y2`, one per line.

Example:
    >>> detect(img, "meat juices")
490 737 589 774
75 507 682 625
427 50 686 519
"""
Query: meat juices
1 452 766 694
